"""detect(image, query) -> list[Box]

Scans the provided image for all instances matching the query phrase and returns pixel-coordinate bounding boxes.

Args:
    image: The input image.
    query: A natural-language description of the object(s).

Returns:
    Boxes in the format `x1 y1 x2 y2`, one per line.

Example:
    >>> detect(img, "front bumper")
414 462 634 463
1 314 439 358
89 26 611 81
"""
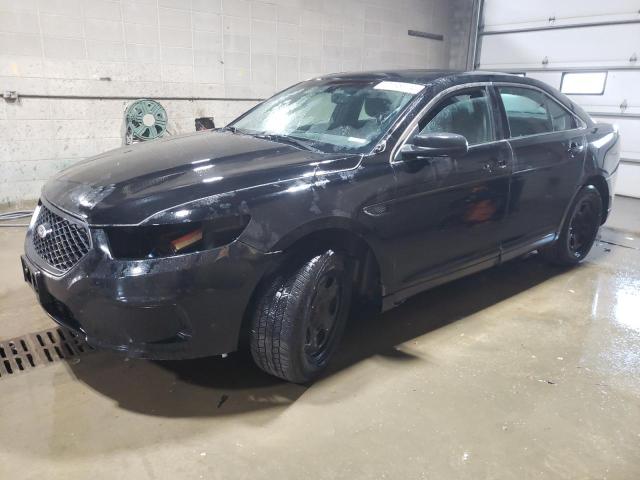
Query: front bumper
22 219 279 360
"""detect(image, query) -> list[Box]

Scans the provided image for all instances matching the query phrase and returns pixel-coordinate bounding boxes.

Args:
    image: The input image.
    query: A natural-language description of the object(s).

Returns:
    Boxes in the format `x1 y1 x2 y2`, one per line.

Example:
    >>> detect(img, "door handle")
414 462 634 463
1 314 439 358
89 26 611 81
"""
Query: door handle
568 141 585 156
494 157 508 169
482 158 508 173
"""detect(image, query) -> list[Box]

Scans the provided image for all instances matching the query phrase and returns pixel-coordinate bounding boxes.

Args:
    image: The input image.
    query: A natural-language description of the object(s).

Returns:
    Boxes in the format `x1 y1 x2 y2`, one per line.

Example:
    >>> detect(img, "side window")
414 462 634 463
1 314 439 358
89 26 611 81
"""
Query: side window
546 97 577 131
499 87 551 137
417 88 495 145
499 86 577 137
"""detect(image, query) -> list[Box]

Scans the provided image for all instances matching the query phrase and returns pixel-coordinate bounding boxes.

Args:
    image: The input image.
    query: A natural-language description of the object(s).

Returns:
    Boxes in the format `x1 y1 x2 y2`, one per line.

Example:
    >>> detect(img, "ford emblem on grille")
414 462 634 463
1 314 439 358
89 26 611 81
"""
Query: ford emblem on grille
31 205 91 272
36 223 52 239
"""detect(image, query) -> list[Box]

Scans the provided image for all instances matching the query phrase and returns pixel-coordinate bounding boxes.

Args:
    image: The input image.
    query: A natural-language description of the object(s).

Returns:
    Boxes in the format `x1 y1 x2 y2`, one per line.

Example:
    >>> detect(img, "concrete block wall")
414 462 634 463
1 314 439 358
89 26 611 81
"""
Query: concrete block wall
0 0 462 205
0 98 256 202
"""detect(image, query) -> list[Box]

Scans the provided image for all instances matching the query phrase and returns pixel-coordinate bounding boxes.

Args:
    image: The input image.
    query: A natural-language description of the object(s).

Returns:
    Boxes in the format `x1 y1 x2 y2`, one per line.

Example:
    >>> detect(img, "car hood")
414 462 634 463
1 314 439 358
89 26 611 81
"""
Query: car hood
43 130 358 225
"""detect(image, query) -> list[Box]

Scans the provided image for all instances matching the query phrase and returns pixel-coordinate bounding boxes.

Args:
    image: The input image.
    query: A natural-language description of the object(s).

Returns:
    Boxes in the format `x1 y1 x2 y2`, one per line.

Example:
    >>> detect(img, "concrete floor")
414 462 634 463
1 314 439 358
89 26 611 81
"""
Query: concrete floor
0 197 639 479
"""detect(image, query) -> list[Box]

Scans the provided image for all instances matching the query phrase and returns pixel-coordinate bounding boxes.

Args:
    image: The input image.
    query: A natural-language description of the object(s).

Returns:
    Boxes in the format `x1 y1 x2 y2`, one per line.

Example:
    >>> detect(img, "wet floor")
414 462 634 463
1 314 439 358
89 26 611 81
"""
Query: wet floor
0 197 639 479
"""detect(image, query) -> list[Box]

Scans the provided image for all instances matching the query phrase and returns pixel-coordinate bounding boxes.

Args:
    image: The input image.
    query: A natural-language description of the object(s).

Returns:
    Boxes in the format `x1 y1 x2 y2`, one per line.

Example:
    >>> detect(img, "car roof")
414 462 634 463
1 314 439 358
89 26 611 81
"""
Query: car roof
315 69 535 86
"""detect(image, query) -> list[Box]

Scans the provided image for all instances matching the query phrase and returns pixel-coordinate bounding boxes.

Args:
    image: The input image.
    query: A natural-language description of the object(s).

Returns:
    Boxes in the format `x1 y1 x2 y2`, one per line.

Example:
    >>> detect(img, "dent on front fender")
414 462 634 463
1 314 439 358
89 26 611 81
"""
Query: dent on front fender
240 165 373 253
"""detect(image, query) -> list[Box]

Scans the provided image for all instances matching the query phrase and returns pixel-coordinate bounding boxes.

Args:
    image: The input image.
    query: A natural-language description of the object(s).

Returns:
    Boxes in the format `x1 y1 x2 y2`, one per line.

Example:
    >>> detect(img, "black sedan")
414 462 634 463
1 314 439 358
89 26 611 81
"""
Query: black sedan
21 71 621 383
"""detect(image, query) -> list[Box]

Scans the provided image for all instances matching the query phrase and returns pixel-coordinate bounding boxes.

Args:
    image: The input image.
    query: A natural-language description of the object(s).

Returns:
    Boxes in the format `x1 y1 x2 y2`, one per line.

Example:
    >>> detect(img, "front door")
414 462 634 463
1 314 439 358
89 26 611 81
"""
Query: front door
385 86 511 293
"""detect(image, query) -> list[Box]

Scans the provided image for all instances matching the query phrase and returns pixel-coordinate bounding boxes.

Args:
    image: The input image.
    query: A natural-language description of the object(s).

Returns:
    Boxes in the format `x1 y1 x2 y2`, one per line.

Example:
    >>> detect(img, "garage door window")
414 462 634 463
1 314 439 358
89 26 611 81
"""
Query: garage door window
561 72 607 95
499 87 576 137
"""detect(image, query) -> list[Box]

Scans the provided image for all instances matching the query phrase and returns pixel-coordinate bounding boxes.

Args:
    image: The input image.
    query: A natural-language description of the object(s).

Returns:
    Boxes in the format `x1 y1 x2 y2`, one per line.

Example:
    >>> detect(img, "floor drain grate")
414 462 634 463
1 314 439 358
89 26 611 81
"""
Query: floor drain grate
0 326 95 378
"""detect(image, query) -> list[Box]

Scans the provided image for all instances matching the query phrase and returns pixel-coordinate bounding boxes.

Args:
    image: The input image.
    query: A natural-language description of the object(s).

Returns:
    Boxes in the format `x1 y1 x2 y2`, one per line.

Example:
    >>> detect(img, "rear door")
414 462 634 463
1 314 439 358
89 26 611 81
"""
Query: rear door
496 85 587 249
386 85 511 293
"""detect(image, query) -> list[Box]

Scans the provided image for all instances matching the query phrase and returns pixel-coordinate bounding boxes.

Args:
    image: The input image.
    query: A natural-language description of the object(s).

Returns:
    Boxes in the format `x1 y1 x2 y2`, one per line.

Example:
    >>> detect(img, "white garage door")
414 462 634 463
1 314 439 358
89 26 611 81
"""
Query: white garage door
476 0 640 198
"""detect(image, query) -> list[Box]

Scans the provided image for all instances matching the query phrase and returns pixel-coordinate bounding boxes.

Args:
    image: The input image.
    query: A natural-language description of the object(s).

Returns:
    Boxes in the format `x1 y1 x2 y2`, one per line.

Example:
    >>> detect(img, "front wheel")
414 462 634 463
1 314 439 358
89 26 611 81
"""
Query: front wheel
541 185 602 266
249 250 352 383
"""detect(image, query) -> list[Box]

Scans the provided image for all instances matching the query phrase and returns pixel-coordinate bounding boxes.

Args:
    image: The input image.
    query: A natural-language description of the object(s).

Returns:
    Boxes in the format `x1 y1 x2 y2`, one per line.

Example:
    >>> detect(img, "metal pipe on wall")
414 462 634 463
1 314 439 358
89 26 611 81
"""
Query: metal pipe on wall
8 94 265 102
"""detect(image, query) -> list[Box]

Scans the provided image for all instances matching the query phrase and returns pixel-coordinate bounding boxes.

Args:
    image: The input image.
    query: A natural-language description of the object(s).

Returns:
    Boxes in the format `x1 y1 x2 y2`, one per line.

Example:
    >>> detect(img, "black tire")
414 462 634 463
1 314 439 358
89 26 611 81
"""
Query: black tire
249 250 352 383
541 185 602 266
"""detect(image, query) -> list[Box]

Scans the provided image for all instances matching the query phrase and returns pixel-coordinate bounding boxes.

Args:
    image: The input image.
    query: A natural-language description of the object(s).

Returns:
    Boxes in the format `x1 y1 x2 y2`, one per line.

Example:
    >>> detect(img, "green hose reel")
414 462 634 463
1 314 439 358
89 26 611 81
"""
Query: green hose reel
125 99 168 142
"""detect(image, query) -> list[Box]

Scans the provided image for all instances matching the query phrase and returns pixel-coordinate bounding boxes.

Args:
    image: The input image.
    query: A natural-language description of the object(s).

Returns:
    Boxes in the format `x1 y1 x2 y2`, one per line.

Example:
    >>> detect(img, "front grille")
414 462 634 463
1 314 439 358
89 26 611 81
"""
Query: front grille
32 204 91 272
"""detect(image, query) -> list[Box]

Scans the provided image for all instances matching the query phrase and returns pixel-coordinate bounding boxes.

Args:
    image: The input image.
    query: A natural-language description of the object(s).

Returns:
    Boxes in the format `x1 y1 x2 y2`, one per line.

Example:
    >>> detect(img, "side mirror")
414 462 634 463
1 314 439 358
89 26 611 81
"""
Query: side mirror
400 132 469 161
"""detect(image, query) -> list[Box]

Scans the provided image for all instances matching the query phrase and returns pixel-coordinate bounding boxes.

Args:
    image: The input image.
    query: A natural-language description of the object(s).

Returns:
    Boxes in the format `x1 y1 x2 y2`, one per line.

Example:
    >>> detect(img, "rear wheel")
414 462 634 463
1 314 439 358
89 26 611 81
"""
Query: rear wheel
541 185 602 266
249 250 352 383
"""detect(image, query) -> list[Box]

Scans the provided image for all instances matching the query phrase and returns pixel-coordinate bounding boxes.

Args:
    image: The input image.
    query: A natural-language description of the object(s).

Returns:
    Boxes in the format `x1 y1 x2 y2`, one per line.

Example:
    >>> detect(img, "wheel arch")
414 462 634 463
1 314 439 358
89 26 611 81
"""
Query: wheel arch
273 219 385 305
583 175 610 224
238 220 386 348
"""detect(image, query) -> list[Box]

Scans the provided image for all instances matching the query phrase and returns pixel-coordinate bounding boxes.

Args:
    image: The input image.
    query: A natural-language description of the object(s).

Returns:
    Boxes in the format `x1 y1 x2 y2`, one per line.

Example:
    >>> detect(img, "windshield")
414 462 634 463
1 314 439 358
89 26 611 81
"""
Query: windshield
229 79 424 154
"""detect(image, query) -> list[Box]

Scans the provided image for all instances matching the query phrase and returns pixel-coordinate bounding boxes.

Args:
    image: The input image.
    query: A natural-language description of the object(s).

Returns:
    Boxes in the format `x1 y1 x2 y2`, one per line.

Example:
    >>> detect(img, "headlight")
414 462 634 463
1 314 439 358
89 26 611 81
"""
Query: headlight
104 215 250 259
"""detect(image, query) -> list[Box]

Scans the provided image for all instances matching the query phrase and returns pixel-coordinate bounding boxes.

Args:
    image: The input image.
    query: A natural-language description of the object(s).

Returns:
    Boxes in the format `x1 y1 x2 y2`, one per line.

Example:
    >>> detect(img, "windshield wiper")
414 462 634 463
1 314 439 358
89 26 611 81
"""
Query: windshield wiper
252 133 320 152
